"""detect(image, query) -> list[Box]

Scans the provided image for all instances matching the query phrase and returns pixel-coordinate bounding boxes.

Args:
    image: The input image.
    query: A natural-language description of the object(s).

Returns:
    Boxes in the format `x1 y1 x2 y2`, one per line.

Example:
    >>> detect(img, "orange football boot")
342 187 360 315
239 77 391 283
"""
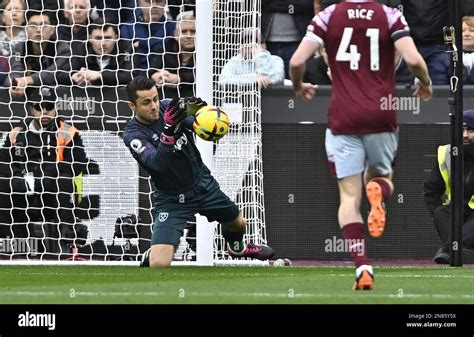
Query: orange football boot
366 181 386 238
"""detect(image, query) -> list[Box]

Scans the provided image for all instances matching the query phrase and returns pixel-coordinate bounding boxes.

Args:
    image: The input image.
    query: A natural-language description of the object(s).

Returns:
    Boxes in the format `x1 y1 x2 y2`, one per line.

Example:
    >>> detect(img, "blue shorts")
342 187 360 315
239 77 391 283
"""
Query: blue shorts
151 173 240 246
325 128 398 179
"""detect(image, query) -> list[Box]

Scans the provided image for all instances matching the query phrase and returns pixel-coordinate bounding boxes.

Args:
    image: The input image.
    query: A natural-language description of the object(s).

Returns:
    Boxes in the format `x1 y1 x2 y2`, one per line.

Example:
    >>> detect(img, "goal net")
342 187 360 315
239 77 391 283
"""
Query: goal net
211 0 267 263
0 0 267 265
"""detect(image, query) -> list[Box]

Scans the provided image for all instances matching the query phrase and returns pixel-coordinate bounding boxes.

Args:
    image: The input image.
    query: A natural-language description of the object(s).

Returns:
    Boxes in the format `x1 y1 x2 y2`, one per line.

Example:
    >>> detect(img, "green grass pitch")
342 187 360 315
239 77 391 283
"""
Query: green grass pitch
1 265 473 304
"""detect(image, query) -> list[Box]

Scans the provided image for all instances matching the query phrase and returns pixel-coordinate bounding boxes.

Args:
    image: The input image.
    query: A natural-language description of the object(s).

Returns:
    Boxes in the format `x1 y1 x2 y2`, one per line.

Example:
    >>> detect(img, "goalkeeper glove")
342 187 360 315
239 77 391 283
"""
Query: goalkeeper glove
184 96 208 116
161 98 187 145
163 98 187 128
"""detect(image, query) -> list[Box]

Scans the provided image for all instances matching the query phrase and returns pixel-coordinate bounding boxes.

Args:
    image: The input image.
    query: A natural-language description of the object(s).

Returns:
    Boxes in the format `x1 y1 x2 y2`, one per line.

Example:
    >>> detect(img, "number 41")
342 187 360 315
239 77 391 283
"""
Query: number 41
336 27 380 71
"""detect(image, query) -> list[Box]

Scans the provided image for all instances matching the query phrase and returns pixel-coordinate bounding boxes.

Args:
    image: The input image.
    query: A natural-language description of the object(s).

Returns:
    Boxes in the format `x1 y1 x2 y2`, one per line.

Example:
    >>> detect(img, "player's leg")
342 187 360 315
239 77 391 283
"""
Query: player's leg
221 213 247 253
143 224 183 268
362 131 398 238
326 129 373 290
337 174 363 226
0 177 31 239
432 205 450 264
43 176 83 253
147 244 175 268
220 213 274 260
337 175 373 290
197 174 274 260
142 200 195 268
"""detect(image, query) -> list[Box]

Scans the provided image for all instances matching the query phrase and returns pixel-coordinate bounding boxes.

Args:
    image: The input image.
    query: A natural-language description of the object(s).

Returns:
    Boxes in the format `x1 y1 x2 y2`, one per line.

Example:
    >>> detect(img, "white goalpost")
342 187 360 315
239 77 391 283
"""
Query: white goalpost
209 0 268 265
0 0 267 266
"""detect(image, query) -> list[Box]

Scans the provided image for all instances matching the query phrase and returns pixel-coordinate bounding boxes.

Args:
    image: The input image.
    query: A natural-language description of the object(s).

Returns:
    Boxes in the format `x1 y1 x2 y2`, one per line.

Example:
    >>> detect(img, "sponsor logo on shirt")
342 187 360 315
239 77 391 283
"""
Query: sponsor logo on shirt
174 134 188 151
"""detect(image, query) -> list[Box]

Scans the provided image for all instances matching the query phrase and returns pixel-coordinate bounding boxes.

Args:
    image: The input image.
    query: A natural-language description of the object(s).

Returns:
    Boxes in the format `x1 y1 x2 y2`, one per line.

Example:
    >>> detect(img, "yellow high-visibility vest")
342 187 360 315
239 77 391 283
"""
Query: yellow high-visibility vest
437 144 474 209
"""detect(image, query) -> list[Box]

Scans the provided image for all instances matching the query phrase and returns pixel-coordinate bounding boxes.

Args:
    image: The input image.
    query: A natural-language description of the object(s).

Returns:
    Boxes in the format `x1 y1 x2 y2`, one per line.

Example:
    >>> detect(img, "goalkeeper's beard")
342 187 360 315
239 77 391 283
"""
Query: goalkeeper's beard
136 109 159 125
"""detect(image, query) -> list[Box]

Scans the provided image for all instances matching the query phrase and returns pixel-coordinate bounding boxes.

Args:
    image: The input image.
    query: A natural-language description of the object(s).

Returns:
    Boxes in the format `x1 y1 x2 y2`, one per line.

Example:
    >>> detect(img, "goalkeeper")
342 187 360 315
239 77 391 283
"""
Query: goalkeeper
123 77 274 267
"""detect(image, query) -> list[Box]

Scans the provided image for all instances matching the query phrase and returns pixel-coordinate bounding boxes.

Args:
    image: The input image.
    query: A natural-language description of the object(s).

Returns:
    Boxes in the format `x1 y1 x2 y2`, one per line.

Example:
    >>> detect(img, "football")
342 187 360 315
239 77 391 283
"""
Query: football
273 259 285 267
273 258 292 267
193 105 229 142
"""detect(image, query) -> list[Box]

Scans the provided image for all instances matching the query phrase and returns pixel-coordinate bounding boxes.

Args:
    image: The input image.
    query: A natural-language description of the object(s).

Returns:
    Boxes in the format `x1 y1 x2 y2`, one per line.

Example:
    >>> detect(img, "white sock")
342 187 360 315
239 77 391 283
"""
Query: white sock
356 264 373 278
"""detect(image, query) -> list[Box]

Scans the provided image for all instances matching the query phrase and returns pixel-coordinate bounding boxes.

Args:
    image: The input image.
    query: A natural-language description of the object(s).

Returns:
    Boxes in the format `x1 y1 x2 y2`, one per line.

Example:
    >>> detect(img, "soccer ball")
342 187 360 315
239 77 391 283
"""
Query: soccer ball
273 259 285 267
193 105 229 142
273 258 292 267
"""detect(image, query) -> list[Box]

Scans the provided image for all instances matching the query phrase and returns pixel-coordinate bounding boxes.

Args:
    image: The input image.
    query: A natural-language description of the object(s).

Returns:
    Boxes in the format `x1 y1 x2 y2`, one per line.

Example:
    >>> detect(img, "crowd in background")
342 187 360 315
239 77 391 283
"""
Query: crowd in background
0 0 197 99
1 0 474 101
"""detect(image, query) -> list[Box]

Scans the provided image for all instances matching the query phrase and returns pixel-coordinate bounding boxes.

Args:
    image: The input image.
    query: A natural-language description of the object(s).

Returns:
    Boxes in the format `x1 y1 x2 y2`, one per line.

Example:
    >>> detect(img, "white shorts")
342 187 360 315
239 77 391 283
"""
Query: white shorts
325 128 399 179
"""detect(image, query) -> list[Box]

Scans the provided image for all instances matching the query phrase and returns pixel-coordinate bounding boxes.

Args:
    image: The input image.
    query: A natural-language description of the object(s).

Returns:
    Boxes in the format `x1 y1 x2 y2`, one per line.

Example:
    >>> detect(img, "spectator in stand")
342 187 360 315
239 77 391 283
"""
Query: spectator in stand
304 47 331 85
89 0 122 24
262 0 316 78
317 0 400 12
56 0 91 44
0 87 89 250
71 18 133 86
316 0 340 10
0 0 26 85
424 110 474 264
121 0 175 76
7 7 71 94
395 0 451 85
70 19 134 86
149 15 195 98
463 16 474 84
465 0 474 16
167 0 195 20
26 0 65 24
220 28 285 88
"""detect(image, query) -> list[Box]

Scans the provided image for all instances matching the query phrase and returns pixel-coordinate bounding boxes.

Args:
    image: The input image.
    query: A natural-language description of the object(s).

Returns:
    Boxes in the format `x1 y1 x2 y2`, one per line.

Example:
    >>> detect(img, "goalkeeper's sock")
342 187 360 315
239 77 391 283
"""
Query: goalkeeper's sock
341 222 368 267
140 248 151 267
369 177 393 202
222 228 245 254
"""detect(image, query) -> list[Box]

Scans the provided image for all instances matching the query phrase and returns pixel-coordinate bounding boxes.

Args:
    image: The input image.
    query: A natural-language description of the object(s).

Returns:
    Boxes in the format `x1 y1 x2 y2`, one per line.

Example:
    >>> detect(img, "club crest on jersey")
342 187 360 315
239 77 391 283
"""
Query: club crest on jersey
130 139 145 154
158 212 169 222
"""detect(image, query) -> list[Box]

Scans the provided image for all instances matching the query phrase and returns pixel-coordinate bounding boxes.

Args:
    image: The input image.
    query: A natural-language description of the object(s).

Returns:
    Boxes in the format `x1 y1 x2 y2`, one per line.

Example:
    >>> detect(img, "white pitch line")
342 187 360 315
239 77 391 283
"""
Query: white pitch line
15 272 291 277
1 291 474 300
17 272 132 276
10 272 474 279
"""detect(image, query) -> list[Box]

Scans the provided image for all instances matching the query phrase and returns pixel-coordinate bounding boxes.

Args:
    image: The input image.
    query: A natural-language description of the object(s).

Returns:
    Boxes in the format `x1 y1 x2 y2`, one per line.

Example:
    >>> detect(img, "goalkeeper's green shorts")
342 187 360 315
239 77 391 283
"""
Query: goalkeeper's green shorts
151 173 240 246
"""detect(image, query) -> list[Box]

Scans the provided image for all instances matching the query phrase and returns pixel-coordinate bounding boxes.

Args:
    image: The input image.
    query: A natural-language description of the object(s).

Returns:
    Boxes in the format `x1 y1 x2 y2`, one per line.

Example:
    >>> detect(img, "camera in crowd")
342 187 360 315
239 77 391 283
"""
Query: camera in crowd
114 214 139 239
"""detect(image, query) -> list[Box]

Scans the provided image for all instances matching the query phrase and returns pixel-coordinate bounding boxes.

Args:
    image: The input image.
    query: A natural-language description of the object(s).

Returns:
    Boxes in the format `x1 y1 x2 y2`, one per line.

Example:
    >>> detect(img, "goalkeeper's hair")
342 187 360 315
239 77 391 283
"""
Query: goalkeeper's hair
126 76 157 103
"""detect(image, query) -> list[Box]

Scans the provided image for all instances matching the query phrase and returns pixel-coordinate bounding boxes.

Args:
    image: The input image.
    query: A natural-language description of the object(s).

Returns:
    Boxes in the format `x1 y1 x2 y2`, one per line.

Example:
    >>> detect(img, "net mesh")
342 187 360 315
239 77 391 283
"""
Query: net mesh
0 0 267 263
212 0 267 260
